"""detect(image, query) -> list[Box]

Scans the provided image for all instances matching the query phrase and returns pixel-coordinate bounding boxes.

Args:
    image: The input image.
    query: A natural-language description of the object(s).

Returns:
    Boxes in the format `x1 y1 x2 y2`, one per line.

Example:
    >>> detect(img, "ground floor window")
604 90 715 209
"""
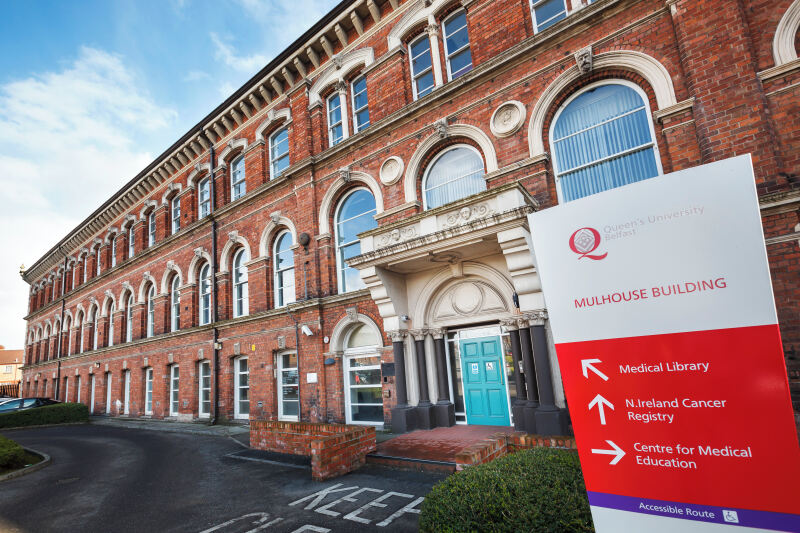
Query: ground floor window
63 377 69 402
170 365 180 416
199 361 211 417
90 375 96 414
277 352 299 421
76 375 82 404
105 372 112 414
123 370 131 415
344 353 383 425
234 357 249 419
144 368 153 415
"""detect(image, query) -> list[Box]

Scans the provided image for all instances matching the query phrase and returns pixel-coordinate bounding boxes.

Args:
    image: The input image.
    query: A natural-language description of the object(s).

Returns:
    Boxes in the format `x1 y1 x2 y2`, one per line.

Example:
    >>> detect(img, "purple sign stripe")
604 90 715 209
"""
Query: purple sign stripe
587 491 800 532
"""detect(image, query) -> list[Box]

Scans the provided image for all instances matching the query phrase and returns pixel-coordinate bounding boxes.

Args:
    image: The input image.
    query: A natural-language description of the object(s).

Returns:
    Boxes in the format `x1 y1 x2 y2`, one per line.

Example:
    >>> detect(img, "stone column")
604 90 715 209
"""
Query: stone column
431 329 455 428
528 311 568 436
518 317 539 434
335 79 350 140
411 329 435 430
501 318 527 431
426 19 444 88
388 330 417 433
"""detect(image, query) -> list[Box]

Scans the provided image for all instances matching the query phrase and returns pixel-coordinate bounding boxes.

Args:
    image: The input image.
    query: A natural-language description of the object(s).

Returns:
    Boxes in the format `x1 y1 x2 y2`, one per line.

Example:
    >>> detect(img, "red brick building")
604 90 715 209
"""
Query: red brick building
20 0 800 433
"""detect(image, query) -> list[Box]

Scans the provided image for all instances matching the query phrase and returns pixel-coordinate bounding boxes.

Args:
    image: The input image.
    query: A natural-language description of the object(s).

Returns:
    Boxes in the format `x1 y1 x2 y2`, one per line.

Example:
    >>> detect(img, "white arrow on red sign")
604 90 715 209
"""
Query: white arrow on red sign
581 358 608 381
591 440 625 465
588 394 614 425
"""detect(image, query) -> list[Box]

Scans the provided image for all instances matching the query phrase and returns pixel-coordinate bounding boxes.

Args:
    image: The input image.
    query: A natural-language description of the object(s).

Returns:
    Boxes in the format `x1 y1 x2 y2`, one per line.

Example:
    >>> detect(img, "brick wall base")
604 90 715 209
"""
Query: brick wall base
250 419 376 481
454 432 577 471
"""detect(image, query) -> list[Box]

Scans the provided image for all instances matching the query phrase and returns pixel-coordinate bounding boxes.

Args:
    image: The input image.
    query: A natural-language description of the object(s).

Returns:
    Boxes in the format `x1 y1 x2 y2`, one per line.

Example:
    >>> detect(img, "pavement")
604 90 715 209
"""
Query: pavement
0 423 448 533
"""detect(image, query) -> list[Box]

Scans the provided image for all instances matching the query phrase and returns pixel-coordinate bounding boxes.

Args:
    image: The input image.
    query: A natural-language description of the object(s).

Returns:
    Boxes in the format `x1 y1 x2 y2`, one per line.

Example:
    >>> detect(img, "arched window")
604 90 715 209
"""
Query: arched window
233 249 249 317
91 307 99 350
198 178 211 218
273 232 295 307
125 294 134 342
231 155 246 201
146 285 155 338
335 189 377 293
108 303 115 348
443 9 472 80
170 276 180 332
270 128 290 178
422 145 486 209
409 34 435 99
343 323 383 425
43 325 50 360
550 82 661 203
199 263 212 326
82 258 88 284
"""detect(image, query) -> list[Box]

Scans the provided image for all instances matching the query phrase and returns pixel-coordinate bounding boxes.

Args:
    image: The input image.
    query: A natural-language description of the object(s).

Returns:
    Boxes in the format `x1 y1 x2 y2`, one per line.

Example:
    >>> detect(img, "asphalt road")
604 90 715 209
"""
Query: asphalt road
0 424 447 533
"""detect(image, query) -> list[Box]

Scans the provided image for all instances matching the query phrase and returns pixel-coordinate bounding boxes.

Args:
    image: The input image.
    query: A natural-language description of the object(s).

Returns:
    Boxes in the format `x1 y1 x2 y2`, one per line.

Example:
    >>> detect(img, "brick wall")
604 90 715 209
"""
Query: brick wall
454 431 578 470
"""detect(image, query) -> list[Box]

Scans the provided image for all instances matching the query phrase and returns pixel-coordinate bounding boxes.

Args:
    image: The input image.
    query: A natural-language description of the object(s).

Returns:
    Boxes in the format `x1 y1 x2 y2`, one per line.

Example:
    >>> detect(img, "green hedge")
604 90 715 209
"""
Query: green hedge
0 435 25 470
419 448 594 533
0 402 89 429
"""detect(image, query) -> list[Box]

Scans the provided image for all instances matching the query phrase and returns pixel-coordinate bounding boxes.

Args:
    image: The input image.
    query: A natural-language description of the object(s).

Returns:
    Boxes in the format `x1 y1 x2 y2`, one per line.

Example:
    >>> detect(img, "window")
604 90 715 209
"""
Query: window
550 82 661 203
96 250 101 276
76 375 81 403
198 178 211 218
233 249 249 317
170 276 180 332
198 361 211 417
82 259 88 283
277 352 299 421
144 367 153 415
169 365 179 416
78 313 85 354
410 34 435 99
123 370 130 415
148 212 156 247
111 237 117 268
335 189 377 293
273 232 295 307
234 357 249 419
66 318 73 356
128 225 135 258
344 324 384 425
423 145 486 209
270 128 290 178
351 76 370 133
327 92 345 146
171 196 181 234
231 155 246 201
108 303 115 347
92 308 99 350
90 374 96 414
146 285 155 338
105 372 112 413
199 264 212 326
125 294 134 342
443 10 472 80
531 0 567 33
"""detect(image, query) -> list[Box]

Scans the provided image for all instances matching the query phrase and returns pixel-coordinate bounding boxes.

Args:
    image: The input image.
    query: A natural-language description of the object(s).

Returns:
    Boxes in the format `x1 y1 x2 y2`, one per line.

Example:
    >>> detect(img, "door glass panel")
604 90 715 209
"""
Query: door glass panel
350 388 382 404
348 368 381 386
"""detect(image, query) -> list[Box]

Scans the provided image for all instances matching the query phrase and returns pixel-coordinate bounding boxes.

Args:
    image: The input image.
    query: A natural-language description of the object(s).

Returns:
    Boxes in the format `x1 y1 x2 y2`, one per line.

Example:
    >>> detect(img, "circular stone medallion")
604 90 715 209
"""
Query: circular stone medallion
379 156 404 185
490 100 526 138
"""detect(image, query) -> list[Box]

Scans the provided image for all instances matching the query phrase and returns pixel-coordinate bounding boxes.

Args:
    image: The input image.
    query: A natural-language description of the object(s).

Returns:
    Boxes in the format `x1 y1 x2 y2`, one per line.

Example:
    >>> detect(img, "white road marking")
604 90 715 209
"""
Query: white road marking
343 491 415 525
290 527 330 533
376 497 424 527
315 487 384 518
288 484 359 510
199 512 275 533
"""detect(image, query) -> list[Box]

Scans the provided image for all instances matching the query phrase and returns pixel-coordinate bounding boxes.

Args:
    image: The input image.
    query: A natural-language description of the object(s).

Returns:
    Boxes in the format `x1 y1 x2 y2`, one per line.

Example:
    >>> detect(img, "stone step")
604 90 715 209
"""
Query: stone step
366 453 456 474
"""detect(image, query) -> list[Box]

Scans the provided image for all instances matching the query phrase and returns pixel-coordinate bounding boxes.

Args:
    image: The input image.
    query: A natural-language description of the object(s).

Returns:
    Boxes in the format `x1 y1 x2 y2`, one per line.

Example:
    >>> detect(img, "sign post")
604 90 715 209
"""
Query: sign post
528 155 800 532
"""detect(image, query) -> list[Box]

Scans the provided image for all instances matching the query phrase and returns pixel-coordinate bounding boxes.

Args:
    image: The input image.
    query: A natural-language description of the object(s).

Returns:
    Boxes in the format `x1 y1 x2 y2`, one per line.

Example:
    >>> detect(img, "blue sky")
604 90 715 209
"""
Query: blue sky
0 0 340 347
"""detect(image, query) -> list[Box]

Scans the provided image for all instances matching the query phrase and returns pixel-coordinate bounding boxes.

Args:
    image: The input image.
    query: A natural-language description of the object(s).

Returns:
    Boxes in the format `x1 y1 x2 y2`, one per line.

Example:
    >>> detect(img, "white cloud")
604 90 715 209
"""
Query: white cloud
210 32 268 74
0 46 176 347
183 70 210 82
235 0 338 46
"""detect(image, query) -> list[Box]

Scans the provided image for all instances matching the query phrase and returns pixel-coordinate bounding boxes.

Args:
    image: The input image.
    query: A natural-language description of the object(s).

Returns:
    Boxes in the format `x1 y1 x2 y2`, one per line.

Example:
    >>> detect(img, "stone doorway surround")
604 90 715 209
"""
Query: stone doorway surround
347 183 568 435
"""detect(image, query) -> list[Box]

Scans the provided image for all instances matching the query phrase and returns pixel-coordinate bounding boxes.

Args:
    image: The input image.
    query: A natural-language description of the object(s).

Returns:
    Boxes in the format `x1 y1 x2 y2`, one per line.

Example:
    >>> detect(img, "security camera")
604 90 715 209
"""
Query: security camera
301 325 314 336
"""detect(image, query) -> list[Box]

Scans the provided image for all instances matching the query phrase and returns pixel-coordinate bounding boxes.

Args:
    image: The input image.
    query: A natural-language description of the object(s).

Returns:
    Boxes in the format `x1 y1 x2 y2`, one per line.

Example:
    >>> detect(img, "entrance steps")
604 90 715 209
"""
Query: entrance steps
365 453 456 473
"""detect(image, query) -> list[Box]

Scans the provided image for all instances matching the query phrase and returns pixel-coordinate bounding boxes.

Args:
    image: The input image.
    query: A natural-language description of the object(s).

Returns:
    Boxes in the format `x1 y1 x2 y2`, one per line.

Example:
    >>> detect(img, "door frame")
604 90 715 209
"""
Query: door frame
89 374 95 414
343 345 384 427
233 356 249 420
277 350 299 422
105 372 112 414
123 370 130 415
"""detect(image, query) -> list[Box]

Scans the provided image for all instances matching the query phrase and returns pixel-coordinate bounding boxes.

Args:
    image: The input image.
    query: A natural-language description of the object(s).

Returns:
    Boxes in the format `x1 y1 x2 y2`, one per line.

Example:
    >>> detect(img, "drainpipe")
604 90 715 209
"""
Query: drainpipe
209 144 221 425
54 248 68 400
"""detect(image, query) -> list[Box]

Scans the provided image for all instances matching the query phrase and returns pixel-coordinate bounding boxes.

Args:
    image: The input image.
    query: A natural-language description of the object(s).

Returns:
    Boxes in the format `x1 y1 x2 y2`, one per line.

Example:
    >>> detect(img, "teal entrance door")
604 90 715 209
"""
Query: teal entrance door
459 336 510 426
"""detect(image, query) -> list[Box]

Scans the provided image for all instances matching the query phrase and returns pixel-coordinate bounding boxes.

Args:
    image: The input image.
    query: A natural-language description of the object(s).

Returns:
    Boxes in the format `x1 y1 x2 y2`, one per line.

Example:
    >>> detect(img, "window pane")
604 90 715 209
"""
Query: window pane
449 49 473 78
415 71 435 98
282 352 297 368
446 24 469 53
424 146 486 209
349 368 381 386
353 90 368 110
411 39 432 70
560 148 659 202
350 387 383 404
350 405 382 422
282 399 299 416
534 0 567 31
282 384 299 401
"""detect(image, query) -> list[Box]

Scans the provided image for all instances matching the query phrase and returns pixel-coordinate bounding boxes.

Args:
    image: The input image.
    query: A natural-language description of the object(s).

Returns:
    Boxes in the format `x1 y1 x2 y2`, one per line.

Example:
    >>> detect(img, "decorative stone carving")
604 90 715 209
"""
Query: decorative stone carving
387 330 407 342
377 226 418 247
428 251 462 264
379 156 404 185
345 306 358 323
500 317 519 331
442 203 494 228
194 247 205 258
574 45 593 75
434 118 448 139
167 260 175 270
105 290 114 299
332 54 344 70
270 211 281 224
335 79 348 93
122 281 133 292
409 329 428 341
228 231 238 243
490 100 526 138
431 280 508 323
339 167 351 183
277 336 286 349
430 328 446 339
425 23 439 37
525 310 548 326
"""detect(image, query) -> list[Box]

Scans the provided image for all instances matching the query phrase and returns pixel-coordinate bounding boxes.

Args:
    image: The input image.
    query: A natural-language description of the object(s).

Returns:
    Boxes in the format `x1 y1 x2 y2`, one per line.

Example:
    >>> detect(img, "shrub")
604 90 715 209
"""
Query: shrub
419 448 594 533
0 402 89 429
0 435 26 470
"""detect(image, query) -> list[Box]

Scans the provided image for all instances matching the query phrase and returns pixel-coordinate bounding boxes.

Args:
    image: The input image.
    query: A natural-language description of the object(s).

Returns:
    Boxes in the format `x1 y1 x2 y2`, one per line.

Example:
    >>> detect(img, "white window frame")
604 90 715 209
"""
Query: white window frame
343 327 384 427
95 249 101 277
128 225 135 259
442 9 472 81
64 377 69 403
126 294 134 342
170 365 180 416
421 144 486 210
76 375 81 404
171 196 181 234
198 178 211 218
79 314 85 354
108 303 115 348
148 211 156 247
82 258 88 284
273 231 296 308
123 370 130 415
199 263 212 326
334 188 376 294
269 128 290 179
549 80 663 204
92 308 99 350
105 372 112 414
144 367 153 415
234 356 250 420
67 319 73 356
233 249 249 317
351 76 370 133
170 276 180 332
90 374 96 414
198 360 211 417
231 155 246 201
530 0 568 34
327 91 346 147
111 237 117 268
146 285 155 338
277 351 299 422
409 34 435 100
